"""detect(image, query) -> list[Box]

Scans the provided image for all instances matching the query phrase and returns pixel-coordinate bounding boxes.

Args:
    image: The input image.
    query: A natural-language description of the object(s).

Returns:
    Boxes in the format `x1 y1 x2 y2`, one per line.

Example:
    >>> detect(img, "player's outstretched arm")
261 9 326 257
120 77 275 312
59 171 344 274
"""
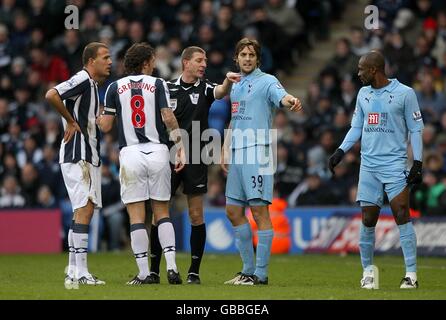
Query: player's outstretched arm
161 108 186 172
214 72 241 99
280 94 303 112
45 88 80 143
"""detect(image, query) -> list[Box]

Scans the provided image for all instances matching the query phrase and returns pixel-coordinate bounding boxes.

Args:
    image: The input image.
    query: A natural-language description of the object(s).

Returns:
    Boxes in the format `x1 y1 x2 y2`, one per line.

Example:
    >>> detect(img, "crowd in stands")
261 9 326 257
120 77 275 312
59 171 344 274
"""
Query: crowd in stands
2 0 446 250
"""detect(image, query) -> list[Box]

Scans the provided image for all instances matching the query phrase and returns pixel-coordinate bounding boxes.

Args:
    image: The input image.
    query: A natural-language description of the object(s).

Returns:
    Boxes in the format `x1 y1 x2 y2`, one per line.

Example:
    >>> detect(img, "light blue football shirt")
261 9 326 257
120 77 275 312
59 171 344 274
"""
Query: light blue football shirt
351 79 424 171
229 68 287 149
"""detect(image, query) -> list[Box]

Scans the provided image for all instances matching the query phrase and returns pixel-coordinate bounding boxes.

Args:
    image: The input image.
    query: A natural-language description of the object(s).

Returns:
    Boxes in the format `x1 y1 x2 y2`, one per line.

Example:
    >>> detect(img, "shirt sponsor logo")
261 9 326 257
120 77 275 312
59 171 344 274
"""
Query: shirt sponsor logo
231 102 239 113
368 113 379 125
413 111 422 121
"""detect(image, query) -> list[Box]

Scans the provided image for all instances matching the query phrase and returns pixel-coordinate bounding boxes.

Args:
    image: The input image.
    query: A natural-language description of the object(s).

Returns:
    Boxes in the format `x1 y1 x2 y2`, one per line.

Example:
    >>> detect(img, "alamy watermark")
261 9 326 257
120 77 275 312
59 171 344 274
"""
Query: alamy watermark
364 5 379 30
65 5 79 30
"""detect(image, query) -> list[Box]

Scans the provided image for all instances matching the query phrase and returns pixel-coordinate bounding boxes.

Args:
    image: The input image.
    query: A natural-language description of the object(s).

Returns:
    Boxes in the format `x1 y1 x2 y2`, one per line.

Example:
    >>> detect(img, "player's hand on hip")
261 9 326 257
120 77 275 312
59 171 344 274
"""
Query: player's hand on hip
407 160 422 185
226 72 241 83
63 120 81 143
328 148 345 175
174 144 186 173
289 97 302 112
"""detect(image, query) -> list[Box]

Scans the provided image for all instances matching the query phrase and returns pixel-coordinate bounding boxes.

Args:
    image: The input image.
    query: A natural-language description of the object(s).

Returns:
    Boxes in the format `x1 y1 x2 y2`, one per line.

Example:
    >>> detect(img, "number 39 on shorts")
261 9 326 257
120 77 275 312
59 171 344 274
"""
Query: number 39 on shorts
251 175 263 189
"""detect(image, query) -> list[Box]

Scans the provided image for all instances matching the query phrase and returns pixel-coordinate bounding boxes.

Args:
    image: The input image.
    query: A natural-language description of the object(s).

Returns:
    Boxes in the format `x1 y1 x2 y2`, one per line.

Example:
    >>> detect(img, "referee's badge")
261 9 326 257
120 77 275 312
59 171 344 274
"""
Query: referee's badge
189 93 199 105
169 99 177 110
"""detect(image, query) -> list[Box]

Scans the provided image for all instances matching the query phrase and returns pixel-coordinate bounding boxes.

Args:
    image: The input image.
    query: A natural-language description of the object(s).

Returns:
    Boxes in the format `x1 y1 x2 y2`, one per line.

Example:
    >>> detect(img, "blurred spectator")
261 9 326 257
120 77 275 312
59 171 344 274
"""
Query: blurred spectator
432 11 446 68
0 97 10 135
274 141 304 197
214 4 241 55
265 0 306 58
36 144 64 199
328 161 356 204
350 26 373 56
0 174 26 208
383 29 416 85
20 163 41 206
325 37 358 79
29 45 70 88
307 129 336 180
173 4 196 46
124 0 153 23
9 10 31 56
274 109 293 144
9 86 39 131
16 135 43 168
0 23 11 72
128 21 145 44
80 8 100 44
1 153 20 180
54 30 84 75
198 0 216 27
2 120 24 155
36 184 57 208
148 18 169 48
232 0 250 30
422 123 437 152
339 75 357 112
415 72 446 123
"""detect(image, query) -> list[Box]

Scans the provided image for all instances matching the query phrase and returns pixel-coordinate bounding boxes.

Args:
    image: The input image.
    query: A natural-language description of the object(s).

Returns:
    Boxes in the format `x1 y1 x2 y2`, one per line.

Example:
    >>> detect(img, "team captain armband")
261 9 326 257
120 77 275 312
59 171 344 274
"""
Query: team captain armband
103 107 116 115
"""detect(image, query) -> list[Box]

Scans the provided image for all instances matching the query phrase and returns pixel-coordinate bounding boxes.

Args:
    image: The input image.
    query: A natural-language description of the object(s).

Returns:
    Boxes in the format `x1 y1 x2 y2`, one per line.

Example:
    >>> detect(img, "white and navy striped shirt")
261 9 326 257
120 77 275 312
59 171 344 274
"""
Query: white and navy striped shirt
53 69 101 166
104 75 170 149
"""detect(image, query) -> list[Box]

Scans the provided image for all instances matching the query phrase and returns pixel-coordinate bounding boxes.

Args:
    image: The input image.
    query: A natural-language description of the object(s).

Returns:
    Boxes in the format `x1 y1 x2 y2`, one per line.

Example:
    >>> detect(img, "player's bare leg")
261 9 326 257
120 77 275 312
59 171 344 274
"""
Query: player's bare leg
390 187 418 289
186 194 205 284
359 205 380 289
72 200 105 285
152 199 182 284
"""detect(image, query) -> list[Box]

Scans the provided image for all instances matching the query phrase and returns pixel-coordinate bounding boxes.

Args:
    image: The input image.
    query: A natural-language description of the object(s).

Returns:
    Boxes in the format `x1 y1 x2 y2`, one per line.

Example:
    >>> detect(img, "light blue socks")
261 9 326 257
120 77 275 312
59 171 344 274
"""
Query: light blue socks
254 229 273 281
233 223 255 275
359 224 375 272
398 222 417 272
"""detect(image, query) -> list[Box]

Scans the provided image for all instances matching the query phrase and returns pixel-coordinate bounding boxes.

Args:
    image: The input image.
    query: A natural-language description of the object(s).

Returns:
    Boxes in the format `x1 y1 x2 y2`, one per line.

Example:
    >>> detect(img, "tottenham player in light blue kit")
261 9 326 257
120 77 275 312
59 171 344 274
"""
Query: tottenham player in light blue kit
329 51 423 289
222 38 302 285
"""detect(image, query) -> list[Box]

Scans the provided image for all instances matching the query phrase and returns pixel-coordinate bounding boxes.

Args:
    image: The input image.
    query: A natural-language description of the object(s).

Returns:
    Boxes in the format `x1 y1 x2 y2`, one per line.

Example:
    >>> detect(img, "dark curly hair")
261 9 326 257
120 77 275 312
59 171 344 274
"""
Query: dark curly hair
124 43 155 75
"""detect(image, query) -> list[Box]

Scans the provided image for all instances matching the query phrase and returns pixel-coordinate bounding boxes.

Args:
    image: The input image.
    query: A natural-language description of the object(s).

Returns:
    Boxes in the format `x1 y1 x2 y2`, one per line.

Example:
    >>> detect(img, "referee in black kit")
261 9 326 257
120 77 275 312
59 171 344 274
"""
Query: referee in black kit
148 46 240 284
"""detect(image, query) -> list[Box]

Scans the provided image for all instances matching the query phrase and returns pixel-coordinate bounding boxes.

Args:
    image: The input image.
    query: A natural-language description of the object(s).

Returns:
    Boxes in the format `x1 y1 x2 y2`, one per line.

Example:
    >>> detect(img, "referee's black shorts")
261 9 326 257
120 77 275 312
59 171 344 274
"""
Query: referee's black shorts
171 163 208 195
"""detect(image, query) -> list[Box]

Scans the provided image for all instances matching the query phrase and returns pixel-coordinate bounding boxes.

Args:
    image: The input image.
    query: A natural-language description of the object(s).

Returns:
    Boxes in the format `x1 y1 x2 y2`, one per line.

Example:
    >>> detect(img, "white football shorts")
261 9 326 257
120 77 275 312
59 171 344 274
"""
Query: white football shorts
119 142 171 204
61 160 102 210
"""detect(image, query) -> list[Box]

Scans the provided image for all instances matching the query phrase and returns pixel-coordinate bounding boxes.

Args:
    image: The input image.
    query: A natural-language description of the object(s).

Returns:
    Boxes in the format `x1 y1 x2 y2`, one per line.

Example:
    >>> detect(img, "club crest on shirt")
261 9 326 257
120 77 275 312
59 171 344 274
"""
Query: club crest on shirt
189 93 199 105
413 111 422 121
169 99 177 110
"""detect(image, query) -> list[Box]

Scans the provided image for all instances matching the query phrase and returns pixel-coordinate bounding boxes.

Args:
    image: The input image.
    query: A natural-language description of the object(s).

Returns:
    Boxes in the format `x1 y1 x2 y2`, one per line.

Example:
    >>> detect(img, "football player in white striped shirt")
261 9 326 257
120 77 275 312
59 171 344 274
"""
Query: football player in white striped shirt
97 43 186 285
45 42 112 286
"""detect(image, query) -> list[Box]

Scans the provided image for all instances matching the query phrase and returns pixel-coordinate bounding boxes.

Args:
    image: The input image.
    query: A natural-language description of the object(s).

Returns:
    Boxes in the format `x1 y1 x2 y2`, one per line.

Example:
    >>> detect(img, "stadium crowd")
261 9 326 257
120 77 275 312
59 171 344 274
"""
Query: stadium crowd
1 0 446 251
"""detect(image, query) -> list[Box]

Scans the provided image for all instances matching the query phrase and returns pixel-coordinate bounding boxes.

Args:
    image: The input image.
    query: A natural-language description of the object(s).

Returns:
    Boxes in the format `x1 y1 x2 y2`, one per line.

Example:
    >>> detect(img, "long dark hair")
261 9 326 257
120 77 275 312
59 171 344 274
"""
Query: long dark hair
124 43 155 75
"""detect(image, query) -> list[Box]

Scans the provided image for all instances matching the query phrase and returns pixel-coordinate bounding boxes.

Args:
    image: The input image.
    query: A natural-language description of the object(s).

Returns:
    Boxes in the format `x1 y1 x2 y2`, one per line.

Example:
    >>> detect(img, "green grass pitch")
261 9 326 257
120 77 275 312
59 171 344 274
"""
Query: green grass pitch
1 253 445 300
